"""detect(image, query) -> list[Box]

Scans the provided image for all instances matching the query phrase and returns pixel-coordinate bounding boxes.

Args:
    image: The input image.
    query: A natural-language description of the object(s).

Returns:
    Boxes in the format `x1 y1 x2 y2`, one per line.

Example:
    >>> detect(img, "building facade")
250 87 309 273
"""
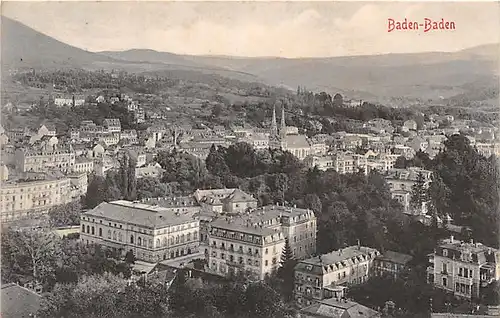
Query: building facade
294 245 380 307
0 173 73 222
15 146 75 173
80 200 200 263
373 250 413 279
208 217 285 280
427 236 500 300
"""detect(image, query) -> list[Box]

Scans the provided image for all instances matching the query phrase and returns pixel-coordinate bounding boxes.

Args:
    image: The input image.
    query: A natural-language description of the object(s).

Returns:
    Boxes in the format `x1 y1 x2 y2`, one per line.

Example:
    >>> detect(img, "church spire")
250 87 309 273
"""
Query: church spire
271 103 278 136
280 102 286 136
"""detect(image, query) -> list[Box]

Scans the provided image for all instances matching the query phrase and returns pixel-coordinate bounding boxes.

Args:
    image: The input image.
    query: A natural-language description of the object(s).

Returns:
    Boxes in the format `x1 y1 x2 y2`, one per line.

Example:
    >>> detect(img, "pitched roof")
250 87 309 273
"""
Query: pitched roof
83 200 198 229
296 246 380 275
223 188 257 203
301 297 380 318
1 283 42 318
285 134 310 148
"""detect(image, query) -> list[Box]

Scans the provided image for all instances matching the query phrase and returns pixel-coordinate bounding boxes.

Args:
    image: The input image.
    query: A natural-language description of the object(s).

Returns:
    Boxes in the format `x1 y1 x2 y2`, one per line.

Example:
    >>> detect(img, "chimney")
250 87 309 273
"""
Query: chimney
470 239 474 245
357 239 360 250
450 235 454 243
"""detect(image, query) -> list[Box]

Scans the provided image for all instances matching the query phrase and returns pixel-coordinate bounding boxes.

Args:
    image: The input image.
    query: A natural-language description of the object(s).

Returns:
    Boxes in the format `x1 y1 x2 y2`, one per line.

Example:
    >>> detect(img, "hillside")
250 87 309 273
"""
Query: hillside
0 16 118 70
101 44 499 105
0 16 260 83
2 15 498 106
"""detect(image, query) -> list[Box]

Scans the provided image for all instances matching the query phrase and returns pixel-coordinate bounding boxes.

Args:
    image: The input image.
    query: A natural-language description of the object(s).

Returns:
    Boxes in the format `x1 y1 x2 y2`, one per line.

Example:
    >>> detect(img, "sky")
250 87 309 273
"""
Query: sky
2 1 500 58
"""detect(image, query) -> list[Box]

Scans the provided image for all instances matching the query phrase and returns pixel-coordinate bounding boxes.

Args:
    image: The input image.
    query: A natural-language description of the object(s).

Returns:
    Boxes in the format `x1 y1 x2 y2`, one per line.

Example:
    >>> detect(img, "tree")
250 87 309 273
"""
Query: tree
212 104 223 117
124 250 136 264
2 228 62 289
127 155 137 201
394 155 408 169
333 93 344 107
84 174 109 208
38 273 129 318
410 172 428 213
206 144 229 176
48 200 82 227
277 238 296 302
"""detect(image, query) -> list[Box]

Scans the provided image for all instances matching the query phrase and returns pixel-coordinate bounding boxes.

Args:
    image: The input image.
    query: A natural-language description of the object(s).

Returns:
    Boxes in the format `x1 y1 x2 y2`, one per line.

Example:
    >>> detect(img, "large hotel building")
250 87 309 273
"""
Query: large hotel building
80 200 200 263
208 204 317 280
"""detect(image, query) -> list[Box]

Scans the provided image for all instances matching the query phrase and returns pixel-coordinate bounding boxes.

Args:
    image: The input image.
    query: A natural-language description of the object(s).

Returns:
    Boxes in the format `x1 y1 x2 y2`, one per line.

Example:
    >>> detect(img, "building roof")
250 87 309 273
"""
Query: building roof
210 216 281 237
301 297 380 318
194 188 245 202
83 200 198 229
285 134 310 148
142 196 199 209
1 283 42 318
296 246 380 275
385 167 432 182
222 188 258 204
375 250 413 265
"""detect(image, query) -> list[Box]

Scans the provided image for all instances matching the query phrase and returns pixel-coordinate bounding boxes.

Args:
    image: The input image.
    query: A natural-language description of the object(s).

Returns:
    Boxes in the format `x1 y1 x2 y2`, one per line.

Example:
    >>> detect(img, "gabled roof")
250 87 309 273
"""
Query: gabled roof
223 188 257 203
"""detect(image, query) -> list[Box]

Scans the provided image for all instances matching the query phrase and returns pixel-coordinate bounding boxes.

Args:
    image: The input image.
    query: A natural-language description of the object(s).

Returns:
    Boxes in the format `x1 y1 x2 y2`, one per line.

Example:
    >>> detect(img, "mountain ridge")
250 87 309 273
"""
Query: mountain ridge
2 16 499 105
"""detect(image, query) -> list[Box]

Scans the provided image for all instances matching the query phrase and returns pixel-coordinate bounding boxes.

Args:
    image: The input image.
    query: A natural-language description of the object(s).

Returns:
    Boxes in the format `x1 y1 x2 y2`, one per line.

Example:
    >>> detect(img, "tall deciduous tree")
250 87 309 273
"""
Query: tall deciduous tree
2 228 61 289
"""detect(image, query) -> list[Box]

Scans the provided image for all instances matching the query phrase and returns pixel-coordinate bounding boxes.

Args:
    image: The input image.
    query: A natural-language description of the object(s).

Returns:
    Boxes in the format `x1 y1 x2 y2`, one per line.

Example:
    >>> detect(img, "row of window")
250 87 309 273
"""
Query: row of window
81 224 198 248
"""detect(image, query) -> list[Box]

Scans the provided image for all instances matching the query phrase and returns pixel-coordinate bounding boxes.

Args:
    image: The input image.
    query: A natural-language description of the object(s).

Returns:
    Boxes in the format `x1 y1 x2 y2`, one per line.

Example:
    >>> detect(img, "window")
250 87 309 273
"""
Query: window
265 260 269 266
442 277 447 287
107 230 111 239
442 263 447 274
99 228 102 237
443 249 448 257
112 231 116 240
91 227 95 235
187 233 191 241
265 248 269 255
459 268 463 277
130 235 134 244
82 224 85 232
86 225 90 233
138 237 142 246
272 257 277 265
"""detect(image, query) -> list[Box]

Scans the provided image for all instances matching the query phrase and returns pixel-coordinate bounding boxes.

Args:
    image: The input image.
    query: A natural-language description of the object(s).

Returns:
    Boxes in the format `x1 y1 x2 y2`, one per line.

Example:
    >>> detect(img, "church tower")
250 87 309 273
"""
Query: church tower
271 103 278 136
280 103 286 138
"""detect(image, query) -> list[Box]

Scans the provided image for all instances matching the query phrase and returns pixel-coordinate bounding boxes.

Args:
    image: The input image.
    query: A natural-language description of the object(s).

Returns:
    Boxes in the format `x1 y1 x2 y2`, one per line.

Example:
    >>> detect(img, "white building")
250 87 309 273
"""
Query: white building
0 172 77 222
427 236 500 299
208 217 286 280
294 245 380 307
80 200 200 263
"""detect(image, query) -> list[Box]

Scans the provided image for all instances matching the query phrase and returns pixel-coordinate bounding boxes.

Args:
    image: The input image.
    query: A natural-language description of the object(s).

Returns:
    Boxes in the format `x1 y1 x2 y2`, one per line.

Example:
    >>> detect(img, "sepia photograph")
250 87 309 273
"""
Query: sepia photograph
0 1 499 317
